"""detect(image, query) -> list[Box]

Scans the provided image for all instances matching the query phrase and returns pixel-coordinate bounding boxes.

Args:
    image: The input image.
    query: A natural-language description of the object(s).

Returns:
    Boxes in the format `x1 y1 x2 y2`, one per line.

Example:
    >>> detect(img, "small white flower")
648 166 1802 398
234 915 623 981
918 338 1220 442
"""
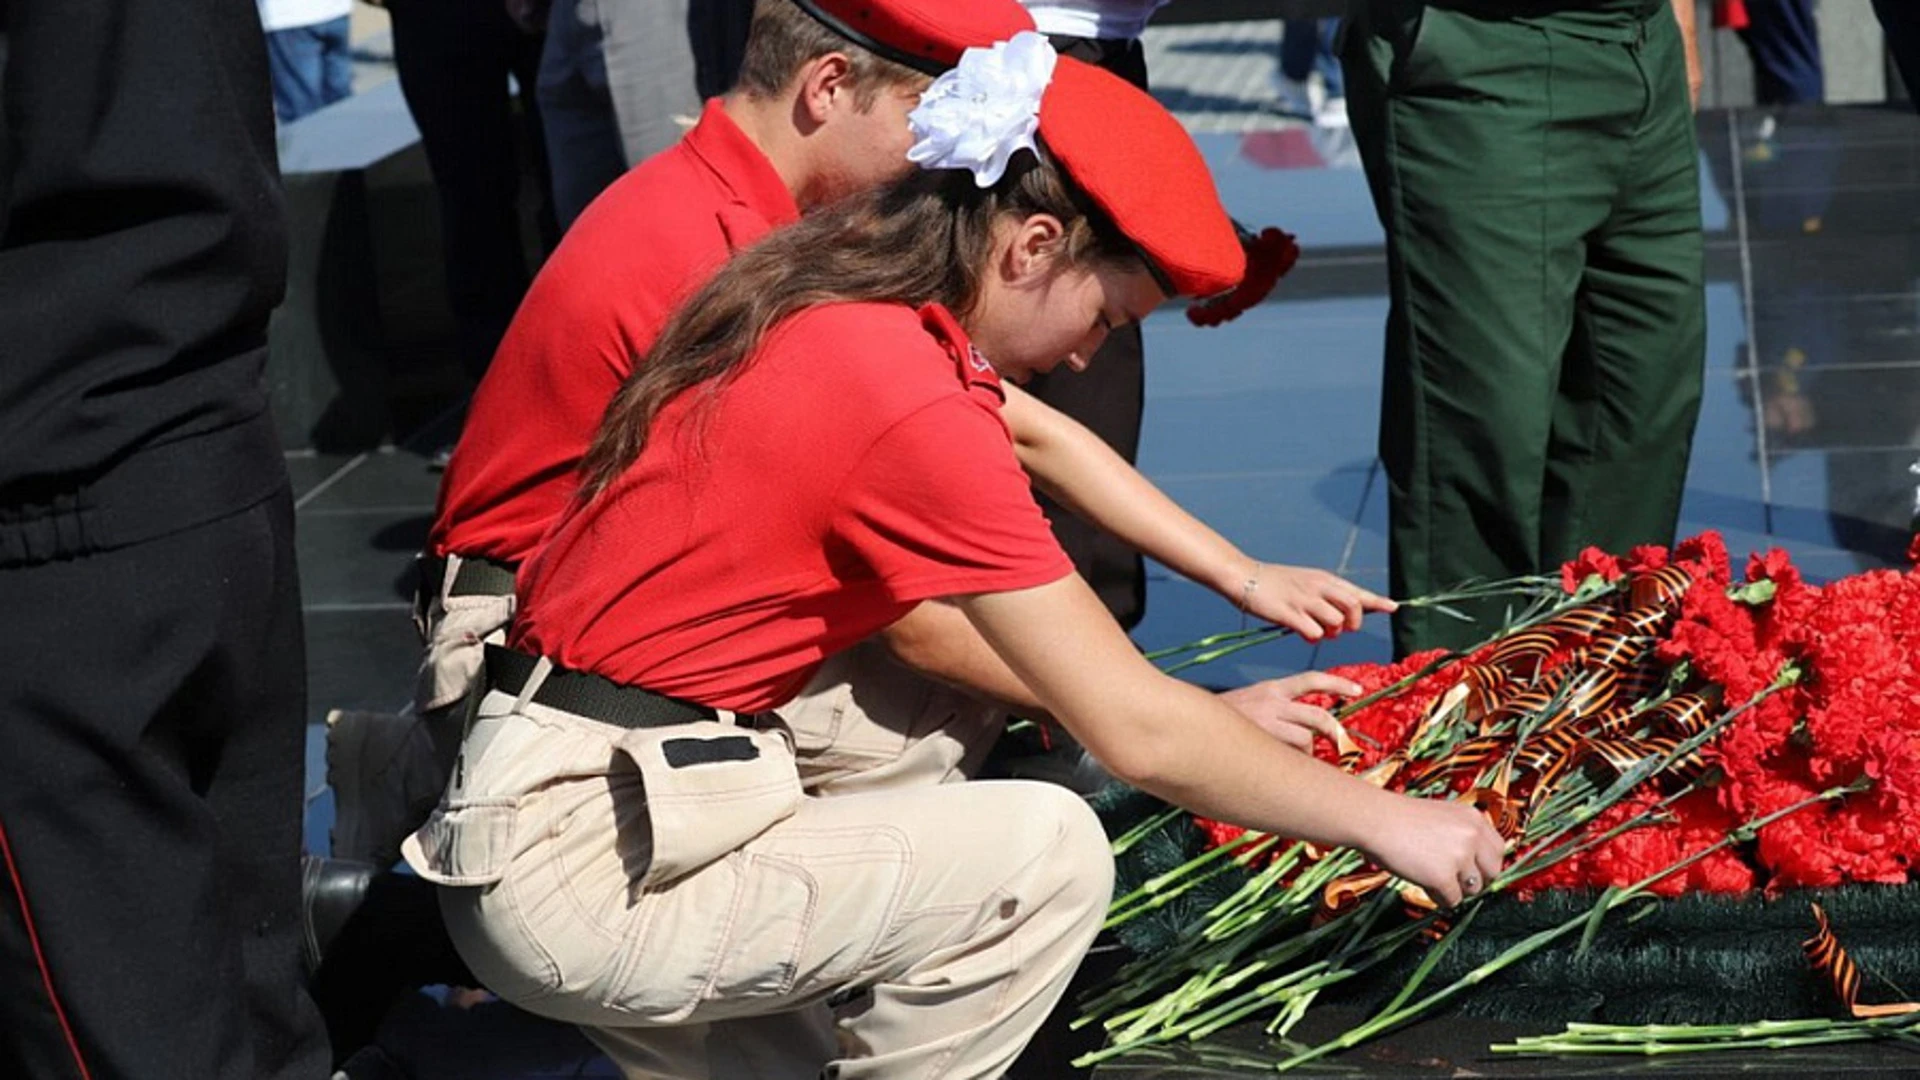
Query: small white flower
906 30 1057 188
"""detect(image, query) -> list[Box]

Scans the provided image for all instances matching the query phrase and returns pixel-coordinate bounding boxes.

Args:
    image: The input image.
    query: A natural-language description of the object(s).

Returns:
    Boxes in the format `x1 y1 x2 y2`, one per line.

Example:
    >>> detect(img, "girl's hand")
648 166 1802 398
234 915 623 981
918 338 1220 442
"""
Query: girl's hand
1360 794 1505 908
1217 672 1362 753
1241 563 1395 640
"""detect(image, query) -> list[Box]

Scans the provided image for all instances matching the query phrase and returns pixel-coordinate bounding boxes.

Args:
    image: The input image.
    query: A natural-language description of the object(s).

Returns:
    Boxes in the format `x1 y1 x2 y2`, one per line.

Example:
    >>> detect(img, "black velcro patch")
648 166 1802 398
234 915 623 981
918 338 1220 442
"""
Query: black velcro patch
662 735 760 768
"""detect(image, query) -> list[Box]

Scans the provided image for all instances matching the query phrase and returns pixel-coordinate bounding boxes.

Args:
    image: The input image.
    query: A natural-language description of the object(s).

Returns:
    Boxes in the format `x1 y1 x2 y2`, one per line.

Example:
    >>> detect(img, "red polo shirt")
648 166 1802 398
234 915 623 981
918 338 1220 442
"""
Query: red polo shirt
511 303 1074 714
429 99 801 563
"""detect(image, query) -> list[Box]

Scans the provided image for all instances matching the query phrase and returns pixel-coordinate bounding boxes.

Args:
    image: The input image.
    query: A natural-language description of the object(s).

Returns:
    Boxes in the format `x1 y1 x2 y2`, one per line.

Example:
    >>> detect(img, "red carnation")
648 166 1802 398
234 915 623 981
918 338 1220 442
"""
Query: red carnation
1560 546 1625 594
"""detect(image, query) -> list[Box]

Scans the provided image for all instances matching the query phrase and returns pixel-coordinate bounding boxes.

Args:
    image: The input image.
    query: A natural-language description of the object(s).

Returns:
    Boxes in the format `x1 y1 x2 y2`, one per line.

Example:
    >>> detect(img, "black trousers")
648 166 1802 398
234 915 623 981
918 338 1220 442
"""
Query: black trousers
1026 35 1152 630
1874 0 1920 110
388 0 554 380
0 490 326 1080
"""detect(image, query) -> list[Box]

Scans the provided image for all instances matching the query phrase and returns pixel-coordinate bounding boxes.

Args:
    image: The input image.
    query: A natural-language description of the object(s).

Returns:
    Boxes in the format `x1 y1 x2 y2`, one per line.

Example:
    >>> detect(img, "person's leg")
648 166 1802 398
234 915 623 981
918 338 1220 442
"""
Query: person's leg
442 777 1113 1078
1280 19 1317 83
537 0 630 228
386 0 534 379
264 24 327 122
0 493 326 1080
598 0 701 166
1540 8 1705 567
1317 18 1345 100
1344 1 1607 655
1873 0 1920 110
1739 0 1824 106
318 14 355 109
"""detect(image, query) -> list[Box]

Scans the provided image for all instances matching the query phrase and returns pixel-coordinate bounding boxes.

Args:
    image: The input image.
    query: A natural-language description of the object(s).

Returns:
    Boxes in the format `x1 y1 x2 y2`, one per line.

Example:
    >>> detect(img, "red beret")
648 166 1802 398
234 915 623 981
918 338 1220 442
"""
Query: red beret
1038 58 1245 299
789 0 1035 75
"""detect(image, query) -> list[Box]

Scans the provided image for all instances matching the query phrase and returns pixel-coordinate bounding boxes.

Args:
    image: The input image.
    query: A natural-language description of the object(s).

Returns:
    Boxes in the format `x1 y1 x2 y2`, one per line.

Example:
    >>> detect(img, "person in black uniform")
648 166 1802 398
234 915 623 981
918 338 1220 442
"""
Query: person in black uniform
0 1 330 1077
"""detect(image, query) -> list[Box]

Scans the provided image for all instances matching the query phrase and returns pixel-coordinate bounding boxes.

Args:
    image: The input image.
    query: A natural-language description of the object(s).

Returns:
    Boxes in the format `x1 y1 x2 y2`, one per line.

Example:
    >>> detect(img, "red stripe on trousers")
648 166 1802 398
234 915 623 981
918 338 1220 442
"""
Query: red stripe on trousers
0 817 93 1080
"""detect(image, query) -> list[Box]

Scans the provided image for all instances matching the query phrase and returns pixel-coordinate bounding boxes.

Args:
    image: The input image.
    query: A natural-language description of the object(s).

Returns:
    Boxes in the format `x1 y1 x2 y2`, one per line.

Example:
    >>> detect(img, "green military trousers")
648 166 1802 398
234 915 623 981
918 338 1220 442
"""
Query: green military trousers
1343 0 1707 656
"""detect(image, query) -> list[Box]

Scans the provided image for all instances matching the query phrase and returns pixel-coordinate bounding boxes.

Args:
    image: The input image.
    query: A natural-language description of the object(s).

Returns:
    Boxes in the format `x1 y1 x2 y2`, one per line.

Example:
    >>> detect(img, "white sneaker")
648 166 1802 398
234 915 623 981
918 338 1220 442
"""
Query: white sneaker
1271 74 1317 119
325 707 450 867
1315 95 1350 129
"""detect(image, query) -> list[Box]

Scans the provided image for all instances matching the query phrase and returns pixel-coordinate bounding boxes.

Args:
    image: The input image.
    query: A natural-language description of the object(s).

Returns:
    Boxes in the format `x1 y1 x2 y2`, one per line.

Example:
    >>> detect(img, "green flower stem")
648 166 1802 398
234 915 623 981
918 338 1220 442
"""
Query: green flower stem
1111 805 1186 857
1270 785 1856 1073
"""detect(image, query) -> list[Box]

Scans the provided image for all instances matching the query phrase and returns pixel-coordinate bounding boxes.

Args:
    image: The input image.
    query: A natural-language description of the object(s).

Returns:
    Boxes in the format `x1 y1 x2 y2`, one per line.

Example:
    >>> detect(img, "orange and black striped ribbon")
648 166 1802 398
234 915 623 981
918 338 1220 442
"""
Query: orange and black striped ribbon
1804 903 1920 1018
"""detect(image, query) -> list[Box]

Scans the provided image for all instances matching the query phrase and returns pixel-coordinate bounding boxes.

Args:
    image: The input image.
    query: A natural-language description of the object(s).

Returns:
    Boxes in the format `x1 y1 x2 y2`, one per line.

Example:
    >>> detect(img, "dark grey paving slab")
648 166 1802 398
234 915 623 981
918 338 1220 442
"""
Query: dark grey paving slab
1751 364 1920 453
1767 448 1919 566
297 445 445 513
303 607 420 724
287 451 362 502
296 507 430 607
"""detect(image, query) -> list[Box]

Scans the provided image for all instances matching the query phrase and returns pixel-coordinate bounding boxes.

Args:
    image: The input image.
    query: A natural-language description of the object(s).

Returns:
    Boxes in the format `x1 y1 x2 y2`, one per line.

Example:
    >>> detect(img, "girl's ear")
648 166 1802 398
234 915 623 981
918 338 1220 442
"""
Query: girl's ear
1005 213 1068 285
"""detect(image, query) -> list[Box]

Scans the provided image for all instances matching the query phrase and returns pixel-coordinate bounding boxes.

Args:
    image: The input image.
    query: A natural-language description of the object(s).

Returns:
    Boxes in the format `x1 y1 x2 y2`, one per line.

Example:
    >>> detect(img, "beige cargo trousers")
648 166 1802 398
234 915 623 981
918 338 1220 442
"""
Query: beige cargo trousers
404 636 1115 1079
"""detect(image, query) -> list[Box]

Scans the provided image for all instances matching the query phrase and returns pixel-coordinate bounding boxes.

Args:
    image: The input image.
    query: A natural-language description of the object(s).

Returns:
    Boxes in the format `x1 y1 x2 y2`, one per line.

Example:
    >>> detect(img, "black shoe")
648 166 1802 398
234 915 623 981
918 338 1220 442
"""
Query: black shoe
302 854 380 979
332 1044 409 1080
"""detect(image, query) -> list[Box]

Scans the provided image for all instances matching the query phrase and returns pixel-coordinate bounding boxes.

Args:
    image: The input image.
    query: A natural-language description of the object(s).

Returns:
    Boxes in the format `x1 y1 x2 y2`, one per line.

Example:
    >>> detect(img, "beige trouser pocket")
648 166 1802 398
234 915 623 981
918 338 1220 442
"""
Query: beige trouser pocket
615 723 803 890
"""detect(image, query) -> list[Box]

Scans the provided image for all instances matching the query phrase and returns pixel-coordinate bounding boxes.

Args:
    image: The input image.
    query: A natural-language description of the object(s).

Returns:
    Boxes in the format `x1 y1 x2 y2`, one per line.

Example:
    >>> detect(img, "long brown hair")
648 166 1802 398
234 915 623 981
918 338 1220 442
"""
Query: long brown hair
578 151 1139 497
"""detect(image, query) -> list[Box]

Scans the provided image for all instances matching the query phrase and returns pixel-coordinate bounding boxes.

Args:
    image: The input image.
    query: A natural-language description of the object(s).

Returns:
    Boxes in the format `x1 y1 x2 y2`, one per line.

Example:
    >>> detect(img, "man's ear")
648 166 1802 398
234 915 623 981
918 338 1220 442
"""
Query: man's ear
794 52 856 126
1004 213 1068 286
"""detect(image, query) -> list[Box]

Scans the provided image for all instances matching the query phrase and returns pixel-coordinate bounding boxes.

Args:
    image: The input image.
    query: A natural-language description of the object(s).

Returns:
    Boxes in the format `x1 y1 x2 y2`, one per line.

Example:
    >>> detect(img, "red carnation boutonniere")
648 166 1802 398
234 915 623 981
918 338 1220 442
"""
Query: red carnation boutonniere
1186 225 1300 327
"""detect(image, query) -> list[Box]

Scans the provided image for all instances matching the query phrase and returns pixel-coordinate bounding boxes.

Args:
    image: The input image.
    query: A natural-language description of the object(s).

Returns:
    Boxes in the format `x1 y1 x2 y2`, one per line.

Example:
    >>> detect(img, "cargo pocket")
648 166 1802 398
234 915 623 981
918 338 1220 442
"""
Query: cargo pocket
599 849 816 1022
615 723 803 890
403 797 519 887
415 591 515 714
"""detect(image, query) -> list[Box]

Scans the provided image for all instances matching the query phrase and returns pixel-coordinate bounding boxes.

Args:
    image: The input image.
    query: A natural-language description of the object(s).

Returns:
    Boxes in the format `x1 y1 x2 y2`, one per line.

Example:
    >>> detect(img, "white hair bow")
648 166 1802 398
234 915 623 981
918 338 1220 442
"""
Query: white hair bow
906 30 1058 188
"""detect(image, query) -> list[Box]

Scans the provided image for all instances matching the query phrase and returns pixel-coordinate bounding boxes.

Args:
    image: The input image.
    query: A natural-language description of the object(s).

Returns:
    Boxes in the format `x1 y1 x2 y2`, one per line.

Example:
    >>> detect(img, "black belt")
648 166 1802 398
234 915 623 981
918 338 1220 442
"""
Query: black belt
483 645 720 730
450 555 518 597
416 552 519 603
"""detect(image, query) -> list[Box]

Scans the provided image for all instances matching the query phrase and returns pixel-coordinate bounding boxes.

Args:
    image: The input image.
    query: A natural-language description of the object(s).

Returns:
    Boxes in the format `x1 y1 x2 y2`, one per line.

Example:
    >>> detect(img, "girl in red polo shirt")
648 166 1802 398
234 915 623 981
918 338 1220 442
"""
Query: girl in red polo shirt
407 38 1502 1078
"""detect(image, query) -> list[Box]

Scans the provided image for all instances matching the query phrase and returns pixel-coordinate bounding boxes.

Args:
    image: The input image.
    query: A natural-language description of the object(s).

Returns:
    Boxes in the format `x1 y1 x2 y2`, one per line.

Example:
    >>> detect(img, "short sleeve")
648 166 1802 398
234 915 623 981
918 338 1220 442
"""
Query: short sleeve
835 395 1073 603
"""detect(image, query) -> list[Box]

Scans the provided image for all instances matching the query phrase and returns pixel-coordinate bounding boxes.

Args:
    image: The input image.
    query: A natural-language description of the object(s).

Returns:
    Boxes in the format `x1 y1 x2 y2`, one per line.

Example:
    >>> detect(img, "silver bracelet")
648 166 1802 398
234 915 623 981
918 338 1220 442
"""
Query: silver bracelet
1238 563 1261 630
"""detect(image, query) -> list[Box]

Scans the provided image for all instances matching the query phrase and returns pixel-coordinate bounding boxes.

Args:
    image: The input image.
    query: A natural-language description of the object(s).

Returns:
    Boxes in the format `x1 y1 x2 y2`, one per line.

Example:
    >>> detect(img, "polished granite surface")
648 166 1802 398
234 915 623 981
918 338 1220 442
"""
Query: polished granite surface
291 101 1920 1079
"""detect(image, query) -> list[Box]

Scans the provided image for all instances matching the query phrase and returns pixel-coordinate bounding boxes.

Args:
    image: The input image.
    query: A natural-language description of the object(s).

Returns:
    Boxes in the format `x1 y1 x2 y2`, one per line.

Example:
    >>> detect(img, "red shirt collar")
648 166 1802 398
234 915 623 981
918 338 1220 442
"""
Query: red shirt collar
681 98 802 231
919 303 1005 403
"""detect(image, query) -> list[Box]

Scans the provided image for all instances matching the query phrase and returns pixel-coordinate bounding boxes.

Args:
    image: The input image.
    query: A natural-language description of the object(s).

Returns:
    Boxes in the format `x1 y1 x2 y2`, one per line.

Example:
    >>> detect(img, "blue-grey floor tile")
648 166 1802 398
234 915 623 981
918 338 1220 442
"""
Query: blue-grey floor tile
1153 467 1370 572
1137 385 1379 478
1346 463 1387 574
305 786 336 857
1144 297 1387 398
1194 130 1383 250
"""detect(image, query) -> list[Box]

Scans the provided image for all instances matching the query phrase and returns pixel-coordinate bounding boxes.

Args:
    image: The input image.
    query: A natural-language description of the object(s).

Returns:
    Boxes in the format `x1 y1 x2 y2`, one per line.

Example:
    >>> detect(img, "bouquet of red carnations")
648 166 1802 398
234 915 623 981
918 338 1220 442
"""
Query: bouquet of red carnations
1080 532 1920 1068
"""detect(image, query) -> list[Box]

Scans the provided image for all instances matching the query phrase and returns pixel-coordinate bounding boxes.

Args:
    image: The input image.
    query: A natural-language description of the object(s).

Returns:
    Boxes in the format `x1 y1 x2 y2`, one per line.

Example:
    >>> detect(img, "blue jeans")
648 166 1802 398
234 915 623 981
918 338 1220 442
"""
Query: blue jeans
1280 18 1344 99
266 16 353 122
